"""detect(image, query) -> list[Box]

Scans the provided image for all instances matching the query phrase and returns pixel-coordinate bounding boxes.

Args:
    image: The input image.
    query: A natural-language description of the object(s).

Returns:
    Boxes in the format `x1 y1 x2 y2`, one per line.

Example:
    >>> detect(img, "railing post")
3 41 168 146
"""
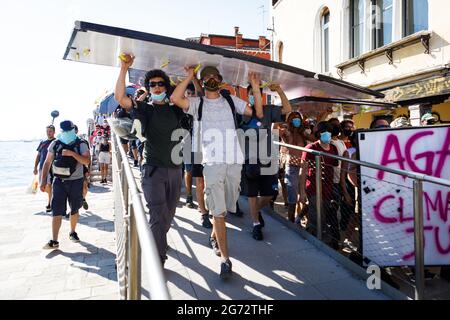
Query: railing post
315 155 323 241
128 204 142 300
413 179 425 300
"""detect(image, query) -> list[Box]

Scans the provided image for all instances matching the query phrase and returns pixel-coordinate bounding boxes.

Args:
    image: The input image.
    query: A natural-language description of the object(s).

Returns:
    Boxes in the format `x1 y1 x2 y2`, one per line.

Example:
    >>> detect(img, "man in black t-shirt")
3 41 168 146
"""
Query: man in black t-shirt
115 54 185 266
34 124 56 213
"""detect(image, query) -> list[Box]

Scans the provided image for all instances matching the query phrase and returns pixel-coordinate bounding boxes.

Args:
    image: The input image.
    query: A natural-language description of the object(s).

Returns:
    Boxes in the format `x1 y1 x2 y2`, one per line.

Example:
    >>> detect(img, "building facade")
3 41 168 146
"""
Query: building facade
270 0 450 128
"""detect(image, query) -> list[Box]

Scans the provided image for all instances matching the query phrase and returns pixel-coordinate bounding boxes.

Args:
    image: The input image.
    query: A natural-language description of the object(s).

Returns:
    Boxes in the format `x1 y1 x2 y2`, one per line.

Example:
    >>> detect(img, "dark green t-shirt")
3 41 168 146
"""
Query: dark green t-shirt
134 101 185 168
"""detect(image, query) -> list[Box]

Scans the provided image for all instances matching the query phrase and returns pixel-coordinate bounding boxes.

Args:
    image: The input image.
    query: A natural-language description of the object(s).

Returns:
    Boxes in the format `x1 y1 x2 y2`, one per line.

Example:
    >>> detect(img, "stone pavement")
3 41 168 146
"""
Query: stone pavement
1 170 391 300
0 184 118 300
130 163 390 300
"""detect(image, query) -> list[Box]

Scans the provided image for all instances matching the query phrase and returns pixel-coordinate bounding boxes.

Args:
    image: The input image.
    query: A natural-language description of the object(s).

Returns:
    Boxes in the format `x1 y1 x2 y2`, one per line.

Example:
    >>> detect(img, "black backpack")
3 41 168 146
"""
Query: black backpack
52 138 86 178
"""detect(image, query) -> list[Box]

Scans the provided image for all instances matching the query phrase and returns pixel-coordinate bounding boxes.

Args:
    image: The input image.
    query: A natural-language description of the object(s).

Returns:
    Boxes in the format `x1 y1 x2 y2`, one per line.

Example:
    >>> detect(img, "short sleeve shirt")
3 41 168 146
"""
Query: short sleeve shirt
187 96 247 165
301 141 339 199
238 105 283 163
37 138 56 170
133 101 185 168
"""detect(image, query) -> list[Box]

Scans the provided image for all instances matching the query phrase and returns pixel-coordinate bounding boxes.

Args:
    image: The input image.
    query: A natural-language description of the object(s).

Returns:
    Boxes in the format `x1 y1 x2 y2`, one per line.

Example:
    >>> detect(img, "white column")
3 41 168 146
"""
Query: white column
409 104 421 126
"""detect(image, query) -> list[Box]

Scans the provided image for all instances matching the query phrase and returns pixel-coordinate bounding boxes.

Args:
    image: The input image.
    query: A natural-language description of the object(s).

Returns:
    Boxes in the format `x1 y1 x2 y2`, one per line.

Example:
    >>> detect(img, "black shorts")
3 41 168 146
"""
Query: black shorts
192 164 204 178
129 140 137 149
241 171 279 198
52 178 84 216
120 137 128 145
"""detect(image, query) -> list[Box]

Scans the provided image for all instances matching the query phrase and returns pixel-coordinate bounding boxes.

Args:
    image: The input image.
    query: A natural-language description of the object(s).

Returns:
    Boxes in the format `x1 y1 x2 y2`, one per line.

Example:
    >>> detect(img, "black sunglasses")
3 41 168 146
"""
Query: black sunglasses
149 81 166 88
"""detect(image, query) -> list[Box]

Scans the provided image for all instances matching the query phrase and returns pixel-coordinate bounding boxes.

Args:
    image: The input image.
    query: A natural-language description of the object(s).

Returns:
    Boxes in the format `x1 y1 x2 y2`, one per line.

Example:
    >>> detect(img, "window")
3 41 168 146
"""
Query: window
374 0 393 48
277 41 284 63
351 0 365 57
404 0 428 36
321 9 330 72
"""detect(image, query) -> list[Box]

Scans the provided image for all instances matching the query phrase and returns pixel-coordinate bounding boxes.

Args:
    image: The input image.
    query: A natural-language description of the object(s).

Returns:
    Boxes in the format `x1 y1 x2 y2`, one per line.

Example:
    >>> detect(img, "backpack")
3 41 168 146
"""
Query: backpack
52 138 86 179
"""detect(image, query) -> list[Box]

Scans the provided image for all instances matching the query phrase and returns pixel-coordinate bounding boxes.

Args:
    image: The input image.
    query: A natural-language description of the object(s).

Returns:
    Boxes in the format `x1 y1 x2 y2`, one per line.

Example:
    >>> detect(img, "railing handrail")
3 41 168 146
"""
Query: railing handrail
111 131 170 300
275 141 450 188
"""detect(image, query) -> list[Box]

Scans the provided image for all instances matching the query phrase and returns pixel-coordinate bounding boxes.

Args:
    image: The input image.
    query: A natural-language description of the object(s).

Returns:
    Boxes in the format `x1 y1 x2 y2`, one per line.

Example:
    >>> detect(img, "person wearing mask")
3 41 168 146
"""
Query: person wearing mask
40 120 90 249
279 111 308 223
115 54 186 266
238 82 292 240
329 120 347 237
34 125 56 213
171 65 262 280
340 119 355 149
98 136 111 184
299 121 339 249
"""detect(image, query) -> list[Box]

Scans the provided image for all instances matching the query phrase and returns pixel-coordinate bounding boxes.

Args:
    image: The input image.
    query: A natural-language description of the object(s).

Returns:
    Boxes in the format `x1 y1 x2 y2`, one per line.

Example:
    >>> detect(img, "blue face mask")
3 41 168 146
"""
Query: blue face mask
151 92 167 103
320 131 332 144
248 95 255 106
57 129 77 145
291 118 302 128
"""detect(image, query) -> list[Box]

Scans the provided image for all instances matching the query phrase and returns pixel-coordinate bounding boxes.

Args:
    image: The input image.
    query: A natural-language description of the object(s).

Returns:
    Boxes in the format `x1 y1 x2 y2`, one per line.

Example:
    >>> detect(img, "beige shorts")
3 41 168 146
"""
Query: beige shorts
203 164 242 217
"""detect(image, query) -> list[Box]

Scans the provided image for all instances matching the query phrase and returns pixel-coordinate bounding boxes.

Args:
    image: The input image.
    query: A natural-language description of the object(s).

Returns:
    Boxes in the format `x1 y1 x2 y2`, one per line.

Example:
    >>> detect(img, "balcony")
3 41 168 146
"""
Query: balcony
336 30 432 77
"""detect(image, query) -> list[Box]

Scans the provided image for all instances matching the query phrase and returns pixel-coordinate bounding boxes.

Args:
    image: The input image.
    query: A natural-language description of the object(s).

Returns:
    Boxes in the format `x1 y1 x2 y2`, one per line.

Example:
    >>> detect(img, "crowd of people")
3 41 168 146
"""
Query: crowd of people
35 52 437 281
113 53 389 280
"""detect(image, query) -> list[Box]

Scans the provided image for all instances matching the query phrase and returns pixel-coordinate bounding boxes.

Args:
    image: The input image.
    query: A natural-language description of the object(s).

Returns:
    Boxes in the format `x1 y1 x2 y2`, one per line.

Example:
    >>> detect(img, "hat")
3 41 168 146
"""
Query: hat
60 120 75 132
200 66 221 80
421 113 437 122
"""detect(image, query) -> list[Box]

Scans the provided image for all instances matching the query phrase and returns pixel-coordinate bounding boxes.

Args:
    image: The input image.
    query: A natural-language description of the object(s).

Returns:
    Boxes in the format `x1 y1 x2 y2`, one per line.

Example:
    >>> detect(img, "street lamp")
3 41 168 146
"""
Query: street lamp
51 110 59 125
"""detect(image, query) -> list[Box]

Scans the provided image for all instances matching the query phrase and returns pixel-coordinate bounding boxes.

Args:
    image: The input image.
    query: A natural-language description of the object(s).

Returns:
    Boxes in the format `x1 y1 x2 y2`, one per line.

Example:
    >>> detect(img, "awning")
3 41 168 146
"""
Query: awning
63 21 385 100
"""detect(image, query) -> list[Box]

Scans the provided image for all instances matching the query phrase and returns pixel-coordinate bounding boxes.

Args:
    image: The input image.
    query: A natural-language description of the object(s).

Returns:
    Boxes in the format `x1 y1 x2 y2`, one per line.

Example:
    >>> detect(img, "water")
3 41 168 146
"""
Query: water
0 140 42 189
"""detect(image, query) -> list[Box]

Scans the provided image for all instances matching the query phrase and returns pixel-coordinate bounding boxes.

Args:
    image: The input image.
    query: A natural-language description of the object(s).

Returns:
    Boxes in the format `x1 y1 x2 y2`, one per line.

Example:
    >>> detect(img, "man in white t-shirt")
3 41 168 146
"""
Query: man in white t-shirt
172 66 263 280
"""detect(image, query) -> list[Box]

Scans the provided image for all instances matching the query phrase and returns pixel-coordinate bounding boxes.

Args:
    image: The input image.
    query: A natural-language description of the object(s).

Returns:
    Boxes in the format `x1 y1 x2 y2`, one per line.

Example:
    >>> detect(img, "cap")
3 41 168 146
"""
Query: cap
60 120 75 132
200 66 221 80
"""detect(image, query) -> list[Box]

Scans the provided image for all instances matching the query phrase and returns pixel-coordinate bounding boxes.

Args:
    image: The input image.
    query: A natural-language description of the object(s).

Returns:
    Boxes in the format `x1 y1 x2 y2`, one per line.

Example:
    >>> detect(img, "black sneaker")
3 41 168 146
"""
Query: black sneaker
82 199 89 210
202 214 213 229
133 160 139 167
69 232 80 243
252 224 264 241
46 205 52 213
209 237 221 256
186 195 195 209
220 259 232 280
258 212 265 228
43 240 59 250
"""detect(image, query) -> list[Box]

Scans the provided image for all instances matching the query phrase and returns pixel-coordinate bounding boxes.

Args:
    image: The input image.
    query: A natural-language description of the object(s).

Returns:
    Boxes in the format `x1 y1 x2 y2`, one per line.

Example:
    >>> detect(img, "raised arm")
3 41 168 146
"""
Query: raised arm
171 67 195 111
114 54 135 111
244 72 264 119
269 84 292 115
192 76 204 97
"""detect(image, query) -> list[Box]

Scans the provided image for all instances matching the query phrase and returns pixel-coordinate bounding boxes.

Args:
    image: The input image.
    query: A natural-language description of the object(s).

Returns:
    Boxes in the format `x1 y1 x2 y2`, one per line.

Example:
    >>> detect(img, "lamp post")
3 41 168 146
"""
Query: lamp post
51 110 59 125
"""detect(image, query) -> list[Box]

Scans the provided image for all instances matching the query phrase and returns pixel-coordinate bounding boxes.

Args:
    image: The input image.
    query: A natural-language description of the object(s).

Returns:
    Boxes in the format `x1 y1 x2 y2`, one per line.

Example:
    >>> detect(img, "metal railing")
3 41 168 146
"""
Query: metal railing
275 141 450 300
111 131 170 300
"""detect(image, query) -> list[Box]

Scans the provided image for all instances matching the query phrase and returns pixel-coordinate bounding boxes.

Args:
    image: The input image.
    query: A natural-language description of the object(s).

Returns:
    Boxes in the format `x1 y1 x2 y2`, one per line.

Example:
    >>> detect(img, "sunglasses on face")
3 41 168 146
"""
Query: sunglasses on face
149 81 166 88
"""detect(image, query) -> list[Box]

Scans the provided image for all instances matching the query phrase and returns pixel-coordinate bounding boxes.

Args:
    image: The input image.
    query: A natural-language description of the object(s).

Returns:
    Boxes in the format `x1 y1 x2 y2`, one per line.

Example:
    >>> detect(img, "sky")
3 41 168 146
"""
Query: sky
0 0 269 141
